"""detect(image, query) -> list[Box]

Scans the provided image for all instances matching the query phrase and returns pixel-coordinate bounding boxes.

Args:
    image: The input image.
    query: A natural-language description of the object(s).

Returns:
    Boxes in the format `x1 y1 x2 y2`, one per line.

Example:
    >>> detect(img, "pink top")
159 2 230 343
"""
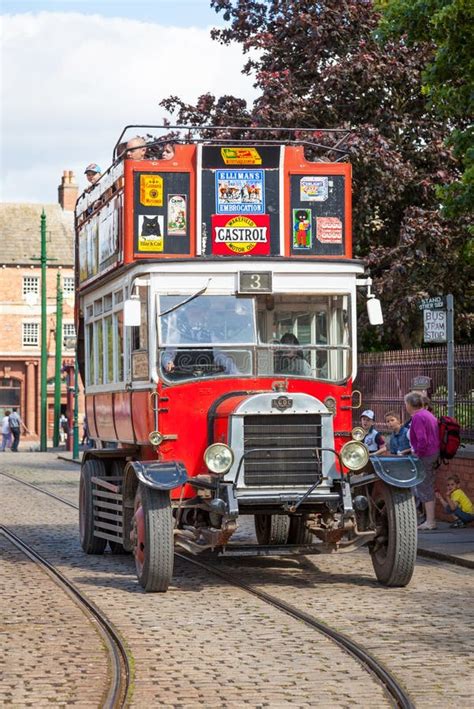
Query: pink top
410 408 440 458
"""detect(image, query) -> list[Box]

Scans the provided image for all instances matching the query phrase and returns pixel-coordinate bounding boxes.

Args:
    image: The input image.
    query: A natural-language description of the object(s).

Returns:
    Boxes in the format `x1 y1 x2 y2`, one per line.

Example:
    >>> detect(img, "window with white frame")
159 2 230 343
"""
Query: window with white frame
22 322 39 346
63 323 76 348
84 285 130 387
23 276 39 296
63 276 75 295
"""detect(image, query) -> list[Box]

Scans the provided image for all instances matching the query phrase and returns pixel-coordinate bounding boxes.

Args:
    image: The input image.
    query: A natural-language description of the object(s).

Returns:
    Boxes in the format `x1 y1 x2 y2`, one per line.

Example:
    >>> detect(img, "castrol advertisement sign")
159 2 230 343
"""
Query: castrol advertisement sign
212 215 270 255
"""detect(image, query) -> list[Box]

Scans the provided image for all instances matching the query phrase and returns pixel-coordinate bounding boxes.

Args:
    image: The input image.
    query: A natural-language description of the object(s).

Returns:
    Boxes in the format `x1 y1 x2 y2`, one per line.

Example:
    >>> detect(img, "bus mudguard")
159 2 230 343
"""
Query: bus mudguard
128 460 188 490
369 455 425 488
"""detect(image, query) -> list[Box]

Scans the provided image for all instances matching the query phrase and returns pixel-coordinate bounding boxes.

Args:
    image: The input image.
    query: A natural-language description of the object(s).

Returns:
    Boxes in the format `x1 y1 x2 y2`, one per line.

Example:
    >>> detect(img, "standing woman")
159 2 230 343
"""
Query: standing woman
1 410 12 451
404 392 440 530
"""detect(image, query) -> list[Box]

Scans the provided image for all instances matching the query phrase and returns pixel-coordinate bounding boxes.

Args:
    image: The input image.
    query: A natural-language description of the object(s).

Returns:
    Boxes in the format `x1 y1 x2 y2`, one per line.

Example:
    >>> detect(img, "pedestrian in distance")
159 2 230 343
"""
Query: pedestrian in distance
404 391 440 530
435 475 474 528
360 409 385 455
384 410 411 456
81 415 92 447
59 413 68 445
8 407 28 452
1 410 12 451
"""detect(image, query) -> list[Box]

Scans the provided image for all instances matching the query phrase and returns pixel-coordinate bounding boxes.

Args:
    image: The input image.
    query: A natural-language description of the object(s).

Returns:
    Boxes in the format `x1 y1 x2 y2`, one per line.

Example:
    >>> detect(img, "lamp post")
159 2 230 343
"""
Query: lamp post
52 273 63 447
73 353 80 460
63 336 79 459
31 211 56 451
61 362 75 453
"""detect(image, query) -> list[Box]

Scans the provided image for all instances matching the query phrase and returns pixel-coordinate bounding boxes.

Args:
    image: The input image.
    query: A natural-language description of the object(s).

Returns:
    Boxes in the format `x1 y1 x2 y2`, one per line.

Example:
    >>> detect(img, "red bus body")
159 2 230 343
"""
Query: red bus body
75 128 421 592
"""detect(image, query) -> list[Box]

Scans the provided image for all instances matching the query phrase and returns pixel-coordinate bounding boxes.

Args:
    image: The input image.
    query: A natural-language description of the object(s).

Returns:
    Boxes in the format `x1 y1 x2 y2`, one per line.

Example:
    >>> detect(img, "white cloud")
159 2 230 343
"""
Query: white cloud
1 12 257 202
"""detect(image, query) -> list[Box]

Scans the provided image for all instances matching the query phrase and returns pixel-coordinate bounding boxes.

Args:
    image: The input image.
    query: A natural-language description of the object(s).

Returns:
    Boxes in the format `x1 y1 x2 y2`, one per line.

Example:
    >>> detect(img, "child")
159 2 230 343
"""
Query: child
435 475 474 528
360 409 385 455
384 410 411 456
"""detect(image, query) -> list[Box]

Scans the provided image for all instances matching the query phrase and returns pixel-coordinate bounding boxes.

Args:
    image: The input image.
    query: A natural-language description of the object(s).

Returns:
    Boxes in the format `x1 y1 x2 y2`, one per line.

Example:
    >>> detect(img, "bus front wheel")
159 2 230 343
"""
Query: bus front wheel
132 483 174 592
369 482 417 587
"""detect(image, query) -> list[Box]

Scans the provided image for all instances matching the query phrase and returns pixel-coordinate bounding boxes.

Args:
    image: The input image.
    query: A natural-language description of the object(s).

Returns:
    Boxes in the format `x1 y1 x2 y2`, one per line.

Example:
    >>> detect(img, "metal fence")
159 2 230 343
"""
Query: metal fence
354 344 474 441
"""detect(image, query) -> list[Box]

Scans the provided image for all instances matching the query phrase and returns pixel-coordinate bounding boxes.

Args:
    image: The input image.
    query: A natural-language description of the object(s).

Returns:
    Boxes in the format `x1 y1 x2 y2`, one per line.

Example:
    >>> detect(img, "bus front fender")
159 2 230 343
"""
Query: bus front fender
129 460 188 490
369 455 425 489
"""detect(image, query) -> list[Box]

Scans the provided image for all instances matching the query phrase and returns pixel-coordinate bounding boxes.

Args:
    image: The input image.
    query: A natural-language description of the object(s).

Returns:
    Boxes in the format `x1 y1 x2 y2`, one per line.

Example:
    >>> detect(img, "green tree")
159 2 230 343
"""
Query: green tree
162 0 472 348
377 0 474 222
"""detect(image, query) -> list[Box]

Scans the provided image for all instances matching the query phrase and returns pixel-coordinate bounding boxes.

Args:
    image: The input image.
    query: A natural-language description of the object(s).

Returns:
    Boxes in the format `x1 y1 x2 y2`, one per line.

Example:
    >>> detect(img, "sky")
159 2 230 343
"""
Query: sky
1 1 258 203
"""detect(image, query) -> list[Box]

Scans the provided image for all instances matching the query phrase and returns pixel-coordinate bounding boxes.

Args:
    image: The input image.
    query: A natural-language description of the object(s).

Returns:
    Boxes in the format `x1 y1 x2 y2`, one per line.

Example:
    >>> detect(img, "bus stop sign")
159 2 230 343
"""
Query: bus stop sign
419 296 447 343
423 308 447 342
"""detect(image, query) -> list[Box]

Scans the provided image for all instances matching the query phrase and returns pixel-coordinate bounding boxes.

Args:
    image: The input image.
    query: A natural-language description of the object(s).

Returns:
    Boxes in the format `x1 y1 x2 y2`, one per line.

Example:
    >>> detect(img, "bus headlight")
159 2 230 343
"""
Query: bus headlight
340 441 369 471
204 443 234 475
351 426 366 442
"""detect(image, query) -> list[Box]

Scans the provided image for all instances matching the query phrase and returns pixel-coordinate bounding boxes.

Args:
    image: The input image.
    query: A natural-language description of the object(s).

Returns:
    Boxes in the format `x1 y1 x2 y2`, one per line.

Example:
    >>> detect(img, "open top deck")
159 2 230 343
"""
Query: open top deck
76 126 353 290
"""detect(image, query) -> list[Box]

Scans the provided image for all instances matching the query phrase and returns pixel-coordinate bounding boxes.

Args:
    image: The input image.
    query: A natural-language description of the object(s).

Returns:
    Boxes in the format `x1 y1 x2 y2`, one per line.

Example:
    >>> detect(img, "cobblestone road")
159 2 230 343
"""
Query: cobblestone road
1 453 473 707
1 533 109 707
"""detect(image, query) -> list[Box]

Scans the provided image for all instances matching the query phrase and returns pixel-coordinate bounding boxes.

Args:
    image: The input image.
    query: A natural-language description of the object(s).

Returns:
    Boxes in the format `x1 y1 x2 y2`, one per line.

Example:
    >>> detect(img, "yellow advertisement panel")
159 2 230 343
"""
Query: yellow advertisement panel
221 147 262 165
140 174 163 206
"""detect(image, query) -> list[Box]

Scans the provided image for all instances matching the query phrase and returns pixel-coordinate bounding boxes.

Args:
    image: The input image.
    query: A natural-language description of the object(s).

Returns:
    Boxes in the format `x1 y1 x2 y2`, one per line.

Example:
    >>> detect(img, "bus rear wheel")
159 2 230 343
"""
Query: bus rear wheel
369 482 417 587
132 483 174 592
79 459 107 554
287 515 314 545
254 514 290 545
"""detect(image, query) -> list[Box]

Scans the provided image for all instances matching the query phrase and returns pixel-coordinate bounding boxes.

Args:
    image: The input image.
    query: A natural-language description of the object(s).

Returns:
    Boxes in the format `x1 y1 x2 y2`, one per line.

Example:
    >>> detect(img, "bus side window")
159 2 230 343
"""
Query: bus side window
131 285 149 380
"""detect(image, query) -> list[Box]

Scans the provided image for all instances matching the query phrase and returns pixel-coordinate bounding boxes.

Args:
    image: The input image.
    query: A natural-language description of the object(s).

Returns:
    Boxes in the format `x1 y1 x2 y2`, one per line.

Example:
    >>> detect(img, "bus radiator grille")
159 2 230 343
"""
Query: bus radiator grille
243 414 322 486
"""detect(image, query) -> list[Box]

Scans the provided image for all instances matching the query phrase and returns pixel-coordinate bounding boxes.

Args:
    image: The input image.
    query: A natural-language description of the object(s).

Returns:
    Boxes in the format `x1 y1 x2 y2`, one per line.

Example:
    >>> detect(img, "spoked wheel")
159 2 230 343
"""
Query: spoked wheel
254 514 290 545
79 459 107 554
132 483 174 592
287 516 314 545
369 482 417 587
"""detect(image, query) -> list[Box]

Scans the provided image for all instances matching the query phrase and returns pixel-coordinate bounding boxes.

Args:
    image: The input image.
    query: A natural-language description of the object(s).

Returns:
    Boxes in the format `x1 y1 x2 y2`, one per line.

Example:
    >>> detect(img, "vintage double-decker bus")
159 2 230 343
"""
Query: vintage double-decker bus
75 126 422 592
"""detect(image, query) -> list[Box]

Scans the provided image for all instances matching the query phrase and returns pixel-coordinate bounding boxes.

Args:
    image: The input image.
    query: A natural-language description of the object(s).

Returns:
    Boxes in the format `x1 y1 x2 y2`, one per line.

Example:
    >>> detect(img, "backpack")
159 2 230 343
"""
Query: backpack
438 416 461 463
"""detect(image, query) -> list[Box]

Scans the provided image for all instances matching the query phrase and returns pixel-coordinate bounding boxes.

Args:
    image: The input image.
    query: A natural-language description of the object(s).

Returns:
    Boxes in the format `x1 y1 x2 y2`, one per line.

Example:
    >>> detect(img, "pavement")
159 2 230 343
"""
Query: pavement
55 449 474 571
416 521 474 569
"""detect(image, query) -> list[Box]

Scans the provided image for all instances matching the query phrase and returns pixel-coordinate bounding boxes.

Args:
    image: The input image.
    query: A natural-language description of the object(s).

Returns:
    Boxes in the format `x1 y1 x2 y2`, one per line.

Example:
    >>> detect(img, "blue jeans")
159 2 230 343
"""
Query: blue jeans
444 505 474 524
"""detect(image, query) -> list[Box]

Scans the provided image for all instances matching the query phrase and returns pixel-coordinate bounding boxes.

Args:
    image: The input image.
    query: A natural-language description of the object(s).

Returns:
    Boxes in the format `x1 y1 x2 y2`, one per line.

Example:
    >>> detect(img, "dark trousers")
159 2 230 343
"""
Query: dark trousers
11 429 20 451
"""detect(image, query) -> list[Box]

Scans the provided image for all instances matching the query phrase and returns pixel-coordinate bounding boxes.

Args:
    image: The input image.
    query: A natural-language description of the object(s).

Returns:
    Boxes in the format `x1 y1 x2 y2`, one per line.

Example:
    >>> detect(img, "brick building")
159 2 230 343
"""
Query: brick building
0 171 81 441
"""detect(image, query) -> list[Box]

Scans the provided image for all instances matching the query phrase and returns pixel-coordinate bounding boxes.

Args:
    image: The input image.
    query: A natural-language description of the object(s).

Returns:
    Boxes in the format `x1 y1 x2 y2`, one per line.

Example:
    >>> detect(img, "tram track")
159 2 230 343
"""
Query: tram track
0 472 131 709
176 553 414 709
2 469 417 708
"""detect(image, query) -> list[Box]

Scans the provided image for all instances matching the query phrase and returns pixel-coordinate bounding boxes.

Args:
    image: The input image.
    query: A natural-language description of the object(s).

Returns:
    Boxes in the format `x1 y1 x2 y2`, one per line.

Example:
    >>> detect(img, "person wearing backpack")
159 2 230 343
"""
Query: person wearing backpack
404 392 440 531
8 408 27 452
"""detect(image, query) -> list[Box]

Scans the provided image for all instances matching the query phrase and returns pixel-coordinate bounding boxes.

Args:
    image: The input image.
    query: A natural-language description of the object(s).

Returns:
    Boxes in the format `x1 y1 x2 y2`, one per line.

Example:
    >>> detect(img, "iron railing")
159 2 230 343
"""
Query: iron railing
354 344 474 441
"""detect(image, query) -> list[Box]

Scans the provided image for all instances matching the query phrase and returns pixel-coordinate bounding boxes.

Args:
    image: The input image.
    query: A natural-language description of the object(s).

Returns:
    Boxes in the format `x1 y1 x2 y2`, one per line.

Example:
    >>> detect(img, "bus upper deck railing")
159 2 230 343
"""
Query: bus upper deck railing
113 124 352 162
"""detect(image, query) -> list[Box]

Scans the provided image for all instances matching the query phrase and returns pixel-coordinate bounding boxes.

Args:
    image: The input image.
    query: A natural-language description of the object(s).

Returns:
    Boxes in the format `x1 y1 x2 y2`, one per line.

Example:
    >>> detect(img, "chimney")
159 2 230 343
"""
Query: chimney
58 170 79 211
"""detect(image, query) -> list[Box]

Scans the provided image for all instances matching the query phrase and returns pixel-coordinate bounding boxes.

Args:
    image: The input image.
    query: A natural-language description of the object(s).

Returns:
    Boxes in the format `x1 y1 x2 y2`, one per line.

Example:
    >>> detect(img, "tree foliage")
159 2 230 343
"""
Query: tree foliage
161 0 472 348
377 0 474 222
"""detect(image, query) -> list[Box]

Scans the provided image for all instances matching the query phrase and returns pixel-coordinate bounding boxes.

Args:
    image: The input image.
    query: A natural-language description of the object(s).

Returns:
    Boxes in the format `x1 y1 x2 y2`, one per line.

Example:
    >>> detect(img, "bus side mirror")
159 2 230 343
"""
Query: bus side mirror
367 297 383 326
124 298 141 326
